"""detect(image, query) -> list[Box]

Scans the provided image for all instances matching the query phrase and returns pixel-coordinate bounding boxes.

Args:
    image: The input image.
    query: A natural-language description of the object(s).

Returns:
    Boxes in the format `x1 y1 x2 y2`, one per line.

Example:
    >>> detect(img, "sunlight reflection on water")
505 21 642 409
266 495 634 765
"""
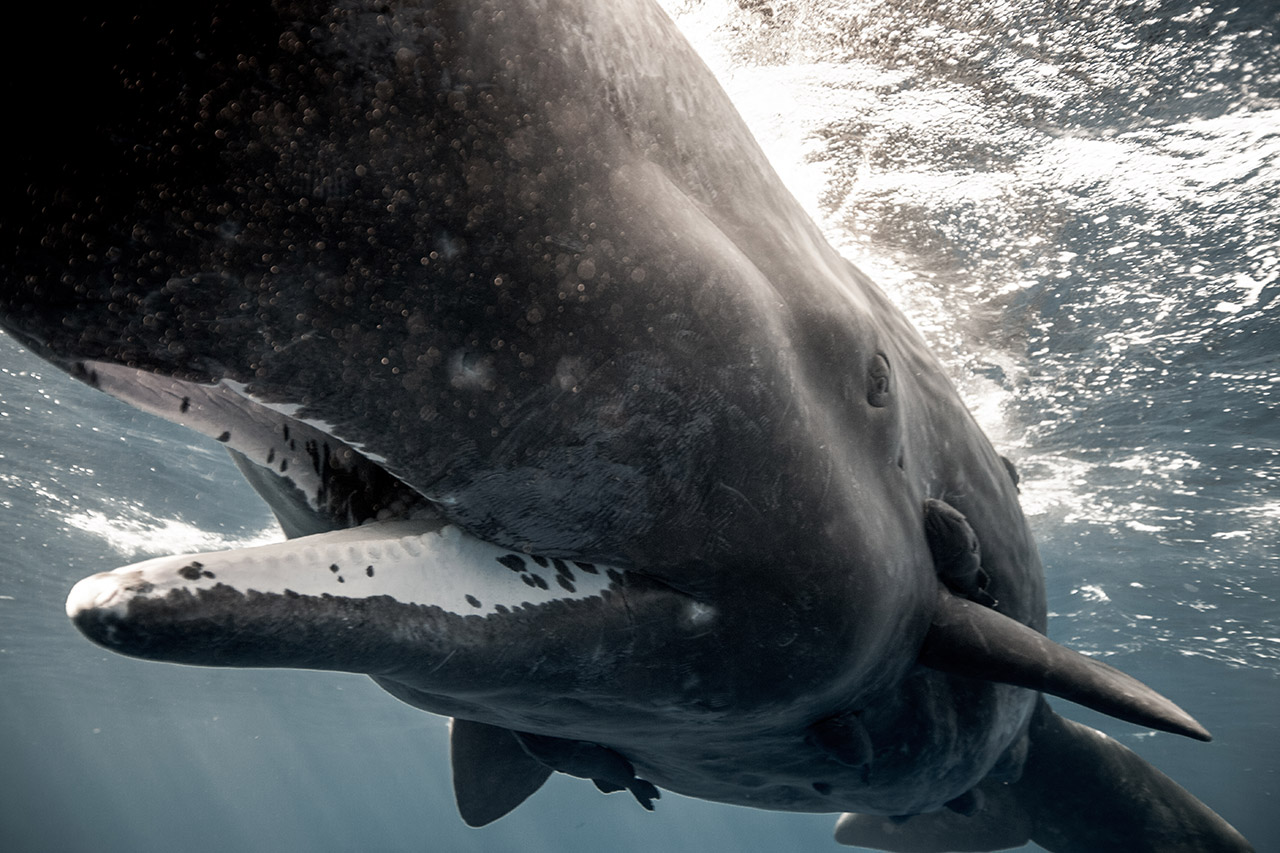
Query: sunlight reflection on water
663 0 1279 674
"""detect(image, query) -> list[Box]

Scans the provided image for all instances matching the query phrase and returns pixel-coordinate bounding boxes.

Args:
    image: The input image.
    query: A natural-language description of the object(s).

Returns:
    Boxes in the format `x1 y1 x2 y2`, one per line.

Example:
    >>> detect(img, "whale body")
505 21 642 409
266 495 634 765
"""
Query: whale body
0 1 1253 850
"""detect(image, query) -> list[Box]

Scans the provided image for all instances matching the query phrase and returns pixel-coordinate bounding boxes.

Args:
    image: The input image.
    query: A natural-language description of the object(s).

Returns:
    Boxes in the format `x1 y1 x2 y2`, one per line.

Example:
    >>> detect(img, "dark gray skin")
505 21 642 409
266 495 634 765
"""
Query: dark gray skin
0 2 1251 848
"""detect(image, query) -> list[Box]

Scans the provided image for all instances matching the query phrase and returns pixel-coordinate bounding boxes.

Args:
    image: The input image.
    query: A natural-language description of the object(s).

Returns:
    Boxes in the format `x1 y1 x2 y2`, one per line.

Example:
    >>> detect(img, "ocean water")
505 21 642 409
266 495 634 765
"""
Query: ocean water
1 1 1276 851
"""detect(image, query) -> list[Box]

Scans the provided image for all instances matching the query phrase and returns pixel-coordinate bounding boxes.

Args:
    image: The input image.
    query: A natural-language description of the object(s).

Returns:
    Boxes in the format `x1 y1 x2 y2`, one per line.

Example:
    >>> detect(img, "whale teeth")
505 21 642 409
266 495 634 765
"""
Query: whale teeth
919 586 1211 741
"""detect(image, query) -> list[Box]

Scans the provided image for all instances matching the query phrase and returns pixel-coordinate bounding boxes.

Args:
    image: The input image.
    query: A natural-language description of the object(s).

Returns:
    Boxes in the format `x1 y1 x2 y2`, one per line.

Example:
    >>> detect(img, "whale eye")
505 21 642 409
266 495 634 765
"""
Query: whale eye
867 353 892 407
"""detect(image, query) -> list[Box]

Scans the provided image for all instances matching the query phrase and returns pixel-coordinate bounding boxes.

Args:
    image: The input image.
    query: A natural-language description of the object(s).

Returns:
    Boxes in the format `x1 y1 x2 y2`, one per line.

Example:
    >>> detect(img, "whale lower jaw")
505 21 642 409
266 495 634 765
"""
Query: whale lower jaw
66 519 624 623
65 518 656 678
52 363 715 705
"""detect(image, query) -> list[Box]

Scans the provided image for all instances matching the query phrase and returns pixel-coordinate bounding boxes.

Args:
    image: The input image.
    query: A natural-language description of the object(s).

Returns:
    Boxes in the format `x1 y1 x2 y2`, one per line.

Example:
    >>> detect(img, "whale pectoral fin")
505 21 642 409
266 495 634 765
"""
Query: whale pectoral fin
836 701 1253 853
919 586 1211 740
449 718 552 827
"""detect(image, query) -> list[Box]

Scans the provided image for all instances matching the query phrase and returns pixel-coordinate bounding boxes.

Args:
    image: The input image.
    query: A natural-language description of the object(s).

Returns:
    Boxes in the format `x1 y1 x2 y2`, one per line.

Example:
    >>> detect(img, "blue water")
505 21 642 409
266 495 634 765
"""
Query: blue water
1 1 1276 850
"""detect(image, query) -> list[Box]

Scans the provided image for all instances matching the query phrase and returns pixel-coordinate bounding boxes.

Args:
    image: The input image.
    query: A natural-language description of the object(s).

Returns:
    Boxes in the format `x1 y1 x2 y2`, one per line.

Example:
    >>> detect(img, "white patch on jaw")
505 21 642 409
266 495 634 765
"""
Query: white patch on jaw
65 520 622 619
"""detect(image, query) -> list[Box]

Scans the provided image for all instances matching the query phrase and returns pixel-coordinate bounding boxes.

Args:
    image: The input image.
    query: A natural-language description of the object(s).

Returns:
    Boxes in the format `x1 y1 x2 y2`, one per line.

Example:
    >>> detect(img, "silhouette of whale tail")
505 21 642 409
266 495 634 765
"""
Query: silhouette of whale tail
834 698 1254 853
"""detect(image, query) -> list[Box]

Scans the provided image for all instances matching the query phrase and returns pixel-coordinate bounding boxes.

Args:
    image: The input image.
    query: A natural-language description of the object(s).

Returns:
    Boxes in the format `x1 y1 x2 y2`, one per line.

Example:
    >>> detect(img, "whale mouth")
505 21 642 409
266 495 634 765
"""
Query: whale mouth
62 360 701 689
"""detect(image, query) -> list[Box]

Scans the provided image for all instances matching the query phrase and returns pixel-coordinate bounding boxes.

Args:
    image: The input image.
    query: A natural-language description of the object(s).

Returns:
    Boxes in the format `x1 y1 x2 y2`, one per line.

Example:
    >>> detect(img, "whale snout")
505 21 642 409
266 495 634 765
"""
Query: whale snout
66 569 146 619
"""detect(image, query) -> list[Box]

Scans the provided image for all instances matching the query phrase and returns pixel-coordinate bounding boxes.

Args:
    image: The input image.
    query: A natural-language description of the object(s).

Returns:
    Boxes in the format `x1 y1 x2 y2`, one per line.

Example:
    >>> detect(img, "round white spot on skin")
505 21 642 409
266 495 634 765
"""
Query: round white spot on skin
684 600 717 628
448 350 495 391
553 356 586 391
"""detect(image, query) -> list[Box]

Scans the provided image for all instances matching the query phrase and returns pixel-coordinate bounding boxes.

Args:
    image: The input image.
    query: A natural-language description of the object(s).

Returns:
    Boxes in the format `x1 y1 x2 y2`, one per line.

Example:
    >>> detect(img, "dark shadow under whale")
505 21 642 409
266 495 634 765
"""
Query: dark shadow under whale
0 1 1253 850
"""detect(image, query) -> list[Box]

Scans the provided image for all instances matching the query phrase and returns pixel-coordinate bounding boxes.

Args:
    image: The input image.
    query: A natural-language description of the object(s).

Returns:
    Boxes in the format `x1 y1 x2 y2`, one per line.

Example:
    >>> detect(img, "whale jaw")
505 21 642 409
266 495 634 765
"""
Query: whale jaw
63 518 678 688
